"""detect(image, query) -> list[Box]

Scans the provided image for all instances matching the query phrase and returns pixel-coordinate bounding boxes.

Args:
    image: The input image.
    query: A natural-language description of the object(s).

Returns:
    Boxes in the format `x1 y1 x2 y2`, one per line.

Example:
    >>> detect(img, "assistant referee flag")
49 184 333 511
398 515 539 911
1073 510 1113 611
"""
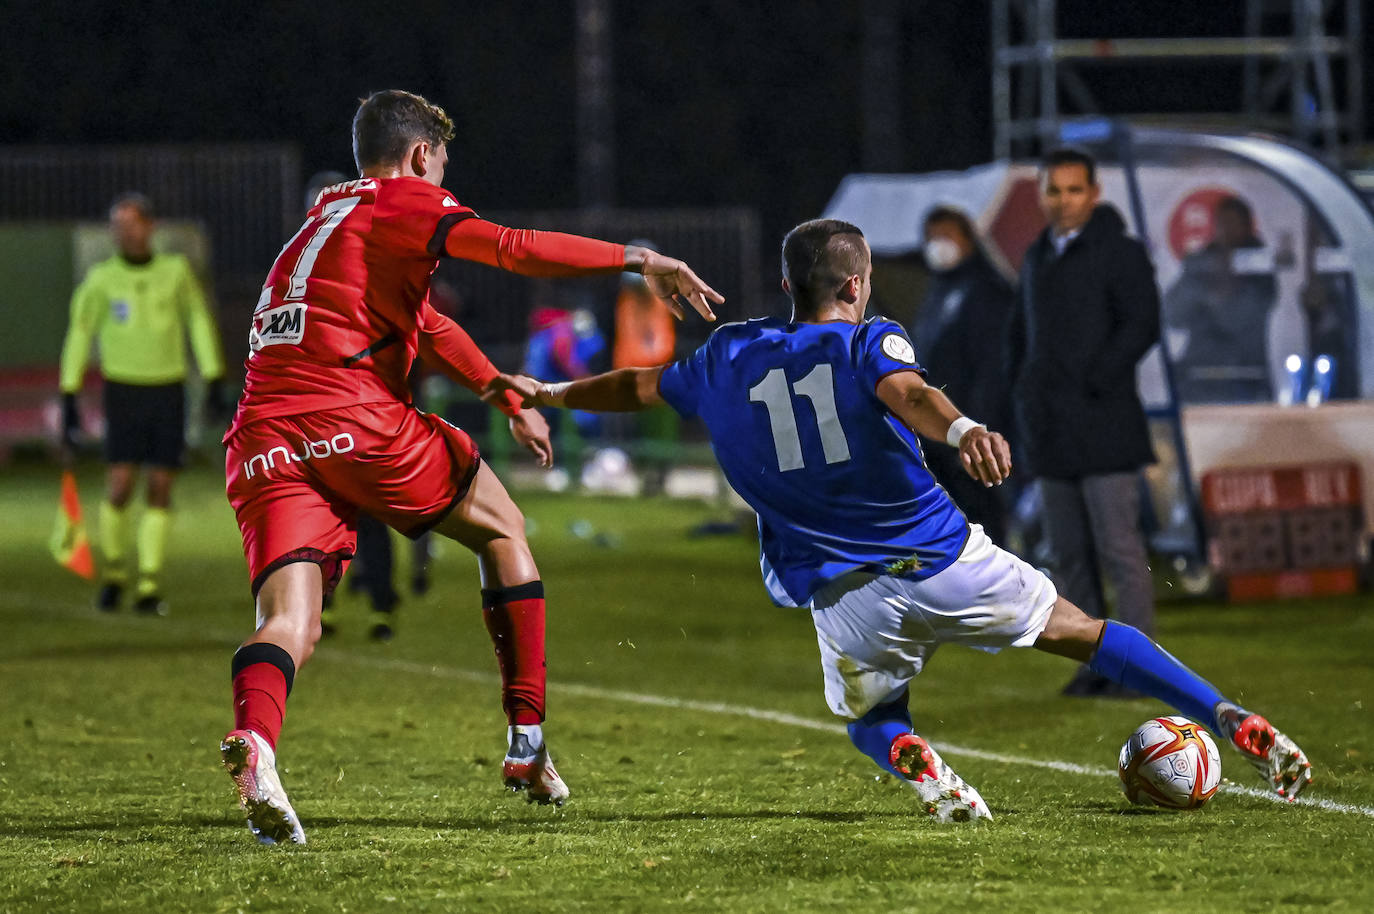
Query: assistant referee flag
50 471 95 579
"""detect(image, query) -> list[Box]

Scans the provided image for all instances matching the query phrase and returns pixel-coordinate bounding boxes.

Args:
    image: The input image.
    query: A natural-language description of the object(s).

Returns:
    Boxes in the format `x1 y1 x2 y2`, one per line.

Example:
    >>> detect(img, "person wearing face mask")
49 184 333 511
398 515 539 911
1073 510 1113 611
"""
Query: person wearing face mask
911 206 1015 545
1006 147 1162 699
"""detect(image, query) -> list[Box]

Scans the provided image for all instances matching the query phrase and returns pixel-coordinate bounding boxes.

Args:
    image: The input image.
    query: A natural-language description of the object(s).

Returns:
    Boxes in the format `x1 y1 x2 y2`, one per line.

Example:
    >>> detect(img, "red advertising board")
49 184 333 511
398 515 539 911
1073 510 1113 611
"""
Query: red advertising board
1201 463 1363 602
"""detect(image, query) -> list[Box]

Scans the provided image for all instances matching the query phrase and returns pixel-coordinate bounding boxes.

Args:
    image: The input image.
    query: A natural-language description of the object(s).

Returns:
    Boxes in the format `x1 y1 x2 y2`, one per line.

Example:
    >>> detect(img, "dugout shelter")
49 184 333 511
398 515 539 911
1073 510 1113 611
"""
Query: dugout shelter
825 125 1374 592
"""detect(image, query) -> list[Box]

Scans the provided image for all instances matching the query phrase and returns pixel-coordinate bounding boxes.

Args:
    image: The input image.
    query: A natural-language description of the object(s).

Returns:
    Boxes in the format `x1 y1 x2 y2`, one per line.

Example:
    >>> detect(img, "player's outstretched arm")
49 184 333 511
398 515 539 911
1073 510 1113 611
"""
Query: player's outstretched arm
488 368 665 413
624 246 723 323
875 371 1012 487
443 222 723 322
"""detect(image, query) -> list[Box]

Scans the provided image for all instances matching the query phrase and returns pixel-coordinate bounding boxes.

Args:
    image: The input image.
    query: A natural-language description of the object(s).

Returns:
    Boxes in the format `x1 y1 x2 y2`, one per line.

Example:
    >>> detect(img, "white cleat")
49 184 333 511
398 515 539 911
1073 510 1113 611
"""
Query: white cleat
890 732 993 823
221 729 307 845
502 726 569 806
1217 706 1314 801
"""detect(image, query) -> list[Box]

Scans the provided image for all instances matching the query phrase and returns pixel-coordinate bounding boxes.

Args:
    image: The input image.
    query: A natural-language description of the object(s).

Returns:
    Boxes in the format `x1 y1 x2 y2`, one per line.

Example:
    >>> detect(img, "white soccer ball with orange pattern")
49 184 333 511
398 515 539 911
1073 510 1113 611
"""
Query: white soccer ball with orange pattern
1118 715 1222 809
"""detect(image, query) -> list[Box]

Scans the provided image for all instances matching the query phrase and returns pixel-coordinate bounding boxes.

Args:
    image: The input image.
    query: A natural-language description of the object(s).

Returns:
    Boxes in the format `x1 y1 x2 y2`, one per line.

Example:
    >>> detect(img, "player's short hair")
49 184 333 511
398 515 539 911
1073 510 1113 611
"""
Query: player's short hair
781 219 869 316
1041 147 1097 186
109 192 154 221
352 90 456 172
922 205 977 244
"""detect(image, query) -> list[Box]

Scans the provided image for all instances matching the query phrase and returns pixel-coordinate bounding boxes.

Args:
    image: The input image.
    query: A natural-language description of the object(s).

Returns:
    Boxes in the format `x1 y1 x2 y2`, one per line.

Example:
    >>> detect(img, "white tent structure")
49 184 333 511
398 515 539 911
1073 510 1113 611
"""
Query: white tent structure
825 127 1374 568
825 129 1374 402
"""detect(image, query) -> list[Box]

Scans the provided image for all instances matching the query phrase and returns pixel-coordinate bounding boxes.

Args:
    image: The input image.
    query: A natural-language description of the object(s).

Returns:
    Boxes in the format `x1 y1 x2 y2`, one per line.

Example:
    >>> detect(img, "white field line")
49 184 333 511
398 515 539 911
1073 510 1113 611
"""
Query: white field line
318 649 1374 819
7 601 1372 819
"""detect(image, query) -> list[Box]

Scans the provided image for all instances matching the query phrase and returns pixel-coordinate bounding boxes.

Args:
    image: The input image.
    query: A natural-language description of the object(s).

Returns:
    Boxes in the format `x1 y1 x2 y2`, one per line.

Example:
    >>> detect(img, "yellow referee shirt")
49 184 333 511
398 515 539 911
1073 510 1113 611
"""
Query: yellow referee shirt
59 253 225 392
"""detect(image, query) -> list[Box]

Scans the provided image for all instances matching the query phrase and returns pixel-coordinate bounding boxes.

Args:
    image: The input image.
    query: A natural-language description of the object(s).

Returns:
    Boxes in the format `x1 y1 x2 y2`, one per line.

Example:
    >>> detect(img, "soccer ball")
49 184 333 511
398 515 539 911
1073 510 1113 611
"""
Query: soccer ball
1118 715 1221 809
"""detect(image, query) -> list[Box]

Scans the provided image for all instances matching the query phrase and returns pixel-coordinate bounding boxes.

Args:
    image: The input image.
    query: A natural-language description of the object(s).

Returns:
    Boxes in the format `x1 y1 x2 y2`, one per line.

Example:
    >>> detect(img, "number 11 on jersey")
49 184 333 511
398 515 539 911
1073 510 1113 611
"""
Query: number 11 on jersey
748 364 852 472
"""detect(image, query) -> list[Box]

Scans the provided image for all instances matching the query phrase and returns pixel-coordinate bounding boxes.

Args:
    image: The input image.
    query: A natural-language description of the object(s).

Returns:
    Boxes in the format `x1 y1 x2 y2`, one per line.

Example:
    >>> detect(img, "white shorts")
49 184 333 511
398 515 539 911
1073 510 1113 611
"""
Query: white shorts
810 525 1058 719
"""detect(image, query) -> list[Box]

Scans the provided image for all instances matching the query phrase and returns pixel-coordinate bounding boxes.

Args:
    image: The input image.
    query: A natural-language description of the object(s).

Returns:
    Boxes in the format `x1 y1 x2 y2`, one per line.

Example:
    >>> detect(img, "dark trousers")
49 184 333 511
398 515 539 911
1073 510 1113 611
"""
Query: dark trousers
1038 472 1154 636
353 514 398 613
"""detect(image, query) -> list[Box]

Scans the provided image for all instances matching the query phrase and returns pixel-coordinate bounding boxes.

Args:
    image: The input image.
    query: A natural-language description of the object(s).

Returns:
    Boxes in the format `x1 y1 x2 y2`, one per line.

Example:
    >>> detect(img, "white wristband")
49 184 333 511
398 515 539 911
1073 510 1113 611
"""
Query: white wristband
946 416 984 448
541 381 572 407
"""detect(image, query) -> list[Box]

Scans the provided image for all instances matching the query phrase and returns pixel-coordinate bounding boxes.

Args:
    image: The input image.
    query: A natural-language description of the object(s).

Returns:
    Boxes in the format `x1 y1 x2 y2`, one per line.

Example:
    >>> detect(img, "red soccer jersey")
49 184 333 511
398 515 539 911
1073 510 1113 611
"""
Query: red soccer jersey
230 176 625 432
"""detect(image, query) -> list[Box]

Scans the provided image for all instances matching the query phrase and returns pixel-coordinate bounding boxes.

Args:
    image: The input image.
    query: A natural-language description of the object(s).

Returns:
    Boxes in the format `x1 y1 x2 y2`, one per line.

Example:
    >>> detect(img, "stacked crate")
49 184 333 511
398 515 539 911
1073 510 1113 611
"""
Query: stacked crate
1203 462 1364 600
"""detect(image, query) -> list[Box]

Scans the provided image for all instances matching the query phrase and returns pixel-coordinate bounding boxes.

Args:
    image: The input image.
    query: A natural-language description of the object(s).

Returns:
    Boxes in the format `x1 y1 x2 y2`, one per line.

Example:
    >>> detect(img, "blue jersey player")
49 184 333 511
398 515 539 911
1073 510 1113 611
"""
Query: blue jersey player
494 219 1312 821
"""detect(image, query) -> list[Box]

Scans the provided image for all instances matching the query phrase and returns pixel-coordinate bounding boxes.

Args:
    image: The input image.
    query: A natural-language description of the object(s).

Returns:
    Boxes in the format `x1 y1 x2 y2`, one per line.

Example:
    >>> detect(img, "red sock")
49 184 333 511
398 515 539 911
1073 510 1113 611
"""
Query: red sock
230 643 295 749
482 582 547 725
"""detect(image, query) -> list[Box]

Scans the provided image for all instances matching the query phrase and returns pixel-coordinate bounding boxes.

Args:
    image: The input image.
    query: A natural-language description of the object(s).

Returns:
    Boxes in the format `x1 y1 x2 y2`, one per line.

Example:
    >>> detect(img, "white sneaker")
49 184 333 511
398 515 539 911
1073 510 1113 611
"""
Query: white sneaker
221 729 307 845
889 733 993 823
502 726 569 806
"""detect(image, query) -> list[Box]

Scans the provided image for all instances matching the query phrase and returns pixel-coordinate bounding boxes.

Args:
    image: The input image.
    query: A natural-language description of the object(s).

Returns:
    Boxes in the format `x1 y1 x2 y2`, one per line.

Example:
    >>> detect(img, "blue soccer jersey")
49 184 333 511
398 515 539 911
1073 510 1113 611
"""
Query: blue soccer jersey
658 316 969 608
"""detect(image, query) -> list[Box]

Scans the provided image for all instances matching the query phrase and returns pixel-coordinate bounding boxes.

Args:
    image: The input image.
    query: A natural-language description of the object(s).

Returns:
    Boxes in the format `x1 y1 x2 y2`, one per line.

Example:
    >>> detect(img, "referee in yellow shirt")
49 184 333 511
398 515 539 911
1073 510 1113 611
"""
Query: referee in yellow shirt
59 193 228 614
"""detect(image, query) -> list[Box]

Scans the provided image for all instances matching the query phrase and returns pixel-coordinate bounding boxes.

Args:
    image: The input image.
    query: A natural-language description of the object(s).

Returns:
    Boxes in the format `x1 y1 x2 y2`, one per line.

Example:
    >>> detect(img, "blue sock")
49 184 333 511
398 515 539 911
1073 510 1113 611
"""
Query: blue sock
847 695 913 778
1089 621 1228 733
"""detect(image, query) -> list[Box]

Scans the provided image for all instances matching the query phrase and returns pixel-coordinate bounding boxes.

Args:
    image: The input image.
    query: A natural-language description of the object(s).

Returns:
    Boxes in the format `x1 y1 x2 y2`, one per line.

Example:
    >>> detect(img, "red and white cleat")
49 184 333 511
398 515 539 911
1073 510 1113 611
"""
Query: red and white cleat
889 732 993 823
1218 707 1313 801
220 729 306 845
502 726 570 807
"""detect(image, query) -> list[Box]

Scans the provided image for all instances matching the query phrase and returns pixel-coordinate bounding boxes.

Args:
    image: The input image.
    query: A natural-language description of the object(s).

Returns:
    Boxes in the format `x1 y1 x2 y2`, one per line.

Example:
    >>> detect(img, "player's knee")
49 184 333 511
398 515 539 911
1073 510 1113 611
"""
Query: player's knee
499 504 529 543
485 510 533 556
295 598 326 655
300 620 323 662
1034 597 1103 659
270 613 322 667
107 474 136 506
146 475 174 507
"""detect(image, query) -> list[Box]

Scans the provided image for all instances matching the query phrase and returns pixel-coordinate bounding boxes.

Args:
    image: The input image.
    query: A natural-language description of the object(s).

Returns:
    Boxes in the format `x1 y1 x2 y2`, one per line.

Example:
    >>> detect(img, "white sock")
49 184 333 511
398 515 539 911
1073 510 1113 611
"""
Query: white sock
508 723 544 755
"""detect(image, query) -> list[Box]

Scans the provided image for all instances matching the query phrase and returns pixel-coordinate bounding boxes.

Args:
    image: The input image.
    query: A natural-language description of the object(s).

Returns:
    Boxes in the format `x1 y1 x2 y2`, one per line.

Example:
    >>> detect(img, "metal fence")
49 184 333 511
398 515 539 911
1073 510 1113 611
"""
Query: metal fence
0 145 763 359
0 144 300 297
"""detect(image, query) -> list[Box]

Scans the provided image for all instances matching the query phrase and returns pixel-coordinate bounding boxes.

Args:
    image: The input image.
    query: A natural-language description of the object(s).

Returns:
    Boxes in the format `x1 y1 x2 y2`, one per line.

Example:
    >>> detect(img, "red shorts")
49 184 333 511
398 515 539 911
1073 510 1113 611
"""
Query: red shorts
225 401 480 596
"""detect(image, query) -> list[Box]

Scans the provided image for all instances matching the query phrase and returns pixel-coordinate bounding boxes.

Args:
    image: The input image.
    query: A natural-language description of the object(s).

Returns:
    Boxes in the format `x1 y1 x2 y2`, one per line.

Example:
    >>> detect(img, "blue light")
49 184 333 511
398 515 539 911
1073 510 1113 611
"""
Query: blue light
1283 354 1305 407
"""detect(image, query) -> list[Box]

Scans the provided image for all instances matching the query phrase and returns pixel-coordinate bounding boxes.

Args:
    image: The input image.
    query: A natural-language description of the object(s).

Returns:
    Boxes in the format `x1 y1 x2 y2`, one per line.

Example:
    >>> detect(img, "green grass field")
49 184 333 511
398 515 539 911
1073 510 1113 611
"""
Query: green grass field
2 461 1371 913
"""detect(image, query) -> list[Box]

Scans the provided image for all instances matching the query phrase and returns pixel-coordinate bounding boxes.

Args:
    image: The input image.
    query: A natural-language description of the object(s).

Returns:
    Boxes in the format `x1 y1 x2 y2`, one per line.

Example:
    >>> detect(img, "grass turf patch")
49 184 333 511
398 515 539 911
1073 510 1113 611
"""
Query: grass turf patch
1 462 1370 913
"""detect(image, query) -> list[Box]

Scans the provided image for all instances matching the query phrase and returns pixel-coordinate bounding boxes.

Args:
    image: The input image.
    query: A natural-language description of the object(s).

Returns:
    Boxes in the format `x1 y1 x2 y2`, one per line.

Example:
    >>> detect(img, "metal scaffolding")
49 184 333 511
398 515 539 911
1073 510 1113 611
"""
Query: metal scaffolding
992 0 1364 161
576 0 615 209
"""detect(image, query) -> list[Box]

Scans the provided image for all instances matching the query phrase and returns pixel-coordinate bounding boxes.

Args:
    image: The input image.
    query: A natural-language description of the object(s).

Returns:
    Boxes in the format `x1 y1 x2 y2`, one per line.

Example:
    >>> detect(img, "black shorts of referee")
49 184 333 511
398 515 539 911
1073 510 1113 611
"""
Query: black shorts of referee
102 380 185 469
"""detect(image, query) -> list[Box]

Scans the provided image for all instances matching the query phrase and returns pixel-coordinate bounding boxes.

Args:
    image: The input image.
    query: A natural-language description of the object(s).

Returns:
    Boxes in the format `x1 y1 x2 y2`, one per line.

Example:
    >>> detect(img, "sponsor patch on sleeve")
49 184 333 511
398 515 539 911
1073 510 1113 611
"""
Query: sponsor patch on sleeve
880 333 916 364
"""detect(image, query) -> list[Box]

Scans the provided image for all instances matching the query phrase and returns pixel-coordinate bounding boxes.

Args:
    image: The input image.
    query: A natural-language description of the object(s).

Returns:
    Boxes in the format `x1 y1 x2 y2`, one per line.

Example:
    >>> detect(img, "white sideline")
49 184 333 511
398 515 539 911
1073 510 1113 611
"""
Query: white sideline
320 648 1374 819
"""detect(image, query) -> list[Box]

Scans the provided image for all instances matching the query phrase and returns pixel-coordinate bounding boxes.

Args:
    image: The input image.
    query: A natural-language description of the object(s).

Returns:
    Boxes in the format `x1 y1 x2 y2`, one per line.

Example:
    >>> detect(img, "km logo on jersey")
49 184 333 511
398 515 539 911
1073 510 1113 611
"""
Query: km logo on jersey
250 302 307 351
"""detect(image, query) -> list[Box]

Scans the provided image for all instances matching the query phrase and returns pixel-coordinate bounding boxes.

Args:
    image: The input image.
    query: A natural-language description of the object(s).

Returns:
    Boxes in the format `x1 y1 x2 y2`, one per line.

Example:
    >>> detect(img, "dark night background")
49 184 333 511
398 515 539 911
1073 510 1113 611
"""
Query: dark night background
4 2 1369 280
5 0 1368 342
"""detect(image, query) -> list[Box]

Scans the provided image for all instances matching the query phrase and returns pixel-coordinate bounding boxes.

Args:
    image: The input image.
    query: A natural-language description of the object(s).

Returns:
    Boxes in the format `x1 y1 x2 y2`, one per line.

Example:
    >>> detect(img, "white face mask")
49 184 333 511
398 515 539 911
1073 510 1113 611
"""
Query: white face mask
923 238 964 272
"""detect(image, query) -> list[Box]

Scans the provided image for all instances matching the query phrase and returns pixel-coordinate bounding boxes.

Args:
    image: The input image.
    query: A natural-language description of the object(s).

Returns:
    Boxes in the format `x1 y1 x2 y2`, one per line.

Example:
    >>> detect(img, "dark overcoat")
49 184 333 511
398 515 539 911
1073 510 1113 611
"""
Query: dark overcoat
1007 205 1160 479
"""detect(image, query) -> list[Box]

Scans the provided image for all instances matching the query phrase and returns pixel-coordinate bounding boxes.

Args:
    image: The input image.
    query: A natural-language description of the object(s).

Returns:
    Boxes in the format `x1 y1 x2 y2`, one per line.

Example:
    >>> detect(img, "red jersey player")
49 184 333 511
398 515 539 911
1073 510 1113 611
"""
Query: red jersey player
219 89 723 845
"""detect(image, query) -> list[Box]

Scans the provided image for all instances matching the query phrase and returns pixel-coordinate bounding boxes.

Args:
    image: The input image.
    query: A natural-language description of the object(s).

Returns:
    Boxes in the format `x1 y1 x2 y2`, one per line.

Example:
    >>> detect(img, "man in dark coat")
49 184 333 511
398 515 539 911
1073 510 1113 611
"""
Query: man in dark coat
913 205 1016 543
1006 148 1161 697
